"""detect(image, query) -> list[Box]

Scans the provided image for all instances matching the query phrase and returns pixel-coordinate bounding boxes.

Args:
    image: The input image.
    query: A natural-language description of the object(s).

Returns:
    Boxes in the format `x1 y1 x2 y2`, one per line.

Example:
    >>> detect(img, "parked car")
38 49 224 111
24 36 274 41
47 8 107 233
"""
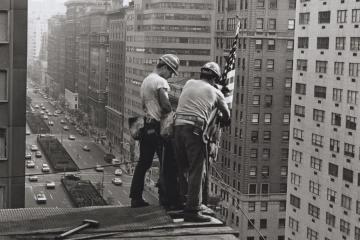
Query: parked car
25 152 32 160
35 151 42 158
26 160 35 168
68 135 76 140
42 163 50 173
95 164 104 172
48 121 54 126
36 193 47 203
43 115 49 120
26 130 31 135
30 145 38 151
112 178 122 186
60 119 66 124
28 175 38 182
112 158 121 167
45 181 55 189
63 125 69 131
82 145 90 151
114 168 122 176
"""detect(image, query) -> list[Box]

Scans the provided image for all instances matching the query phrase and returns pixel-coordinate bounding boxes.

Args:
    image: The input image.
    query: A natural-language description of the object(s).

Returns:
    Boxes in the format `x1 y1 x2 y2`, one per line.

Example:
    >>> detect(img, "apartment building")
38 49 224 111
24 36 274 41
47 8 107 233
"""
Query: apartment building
209 0 296 239
0 0 27 208
106 7 127 154
123 0 214 162
286 1 360 240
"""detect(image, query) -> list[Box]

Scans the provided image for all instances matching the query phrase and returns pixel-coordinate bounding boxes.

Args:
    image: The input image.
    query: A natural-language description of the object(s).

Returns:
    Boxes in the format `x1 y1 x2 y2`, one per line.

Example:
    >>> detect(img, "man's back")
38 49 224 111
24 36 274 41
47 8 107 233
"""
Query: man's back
176 79 224 121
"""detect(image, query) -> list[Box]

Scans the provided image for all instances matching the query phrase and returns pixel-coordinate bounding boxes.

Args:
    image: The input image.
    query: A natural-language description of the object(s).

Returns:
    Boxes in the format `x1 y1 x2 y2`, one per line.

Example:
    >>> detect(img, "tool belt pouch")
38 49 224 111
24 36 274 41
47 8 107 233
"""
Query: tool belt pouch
160 111 175 140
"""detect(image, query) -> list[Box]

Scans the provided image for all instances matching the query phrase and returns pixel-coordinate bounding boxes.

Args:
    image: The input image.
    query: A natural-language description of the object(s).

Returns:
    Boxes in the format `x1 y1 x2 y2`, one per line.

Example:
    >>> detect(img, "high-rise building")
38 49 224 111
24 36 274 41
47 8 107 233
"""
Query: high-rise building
123 0 214 164
0 0 27 208
286 1 360 240
106 7 127 154
47 15 66 100
209 0 295 239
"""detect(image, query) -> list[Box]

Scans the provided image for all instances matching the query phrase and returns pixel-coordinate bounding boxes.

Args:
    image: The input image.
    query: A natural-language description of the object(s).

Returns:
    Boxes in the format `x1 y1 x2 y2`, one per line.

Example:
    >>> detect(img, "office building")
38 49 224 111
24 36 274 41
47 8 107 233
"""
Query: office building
209 0 295 239
286 1 360 240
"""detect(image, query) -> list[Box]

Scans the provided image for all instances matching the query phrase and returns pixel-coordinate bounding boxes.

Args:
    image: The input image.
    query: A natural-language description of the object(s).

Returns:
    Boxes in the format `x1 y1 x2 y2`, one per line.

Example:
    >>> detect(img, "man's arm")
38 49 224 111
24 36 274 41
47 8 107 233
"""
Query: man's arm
216 94 231 126
158 88 172 114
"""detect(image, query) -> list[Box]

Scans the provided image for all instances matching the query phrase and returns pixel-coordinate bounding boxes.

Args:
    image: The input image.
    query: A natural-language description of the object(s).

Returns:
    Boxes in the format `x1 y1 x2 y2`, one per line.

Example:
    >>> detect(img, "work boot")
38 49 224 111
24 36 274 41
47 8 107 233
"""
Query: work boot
131 198 150 208
183 210 211 222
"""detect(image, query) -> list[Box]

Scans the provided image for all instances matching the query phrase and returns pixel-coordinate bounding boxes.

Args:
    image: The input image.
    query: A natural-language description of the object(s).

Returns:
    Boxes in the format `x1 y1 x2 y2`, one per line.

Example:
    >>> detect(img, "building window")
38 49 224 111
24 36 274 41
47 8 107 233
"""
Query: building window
337 10 347 23
315 61 327 73
343 167 354 183
334 62 344 75
268 18 276 30
266 59 274 71
350 37 360 51
341 194 352 210
261 183 269 194
330 138 340 152
310 156 322 171
308 203 320 219
297 59 307 71
255 39 263 50
283 113 290 124
263 131 271 141
260 219 267 229
269 0 277 9
298 37 309 48
356 226 360 240
256 18 264 29
264 95 272 107
294 105 305 117
291 172 301 186
340 219 350 235
264 113 271 124
284 95 291 106
309 180 320 195
267 39 275 50
332 88 342 102
292 149 302 163
352 9 360 23
282 131 289 141
307 227 318 240
253 77 261 88
252 95 260 105
288 217 299 232
336 37 346 50
280 166 287 177
257 0 265 8
251 131 258 142
347 90 358 104
260 201 268 211
357 201 360 214
254 59 262 70
0 70 7 101
261 167 269 178
248 201 255 212
286 60 293 71
250 148 258 158
317 37 329 49
327 188 337 202
248 184 257 194
293 128 304 140
328 163 338 177
284 78 292 89
288 19 295 29
0 128 6 159
319 11 331 23
262 148 270 159
311 133 323 147
313 109 325 122
248 219 255 229
289 0 296 9
299 12 310 24
279 201 286 211
249 166 257 177
345 115 356 130
349 63 360 77
326 212 336 227
265 77 273 88
314 86 326 98
287 40 294 50
296 83 306 95
251 113 259 124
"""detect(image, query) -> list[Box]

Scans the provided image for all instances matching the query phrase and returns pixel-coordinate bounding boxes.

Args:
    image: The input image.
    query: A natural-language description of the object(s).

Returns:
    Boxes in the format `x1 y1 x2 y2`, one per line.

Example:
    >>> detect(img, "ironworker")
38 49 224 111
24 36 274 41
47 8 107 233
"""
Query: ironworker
129 54 180 208
174 62 230 222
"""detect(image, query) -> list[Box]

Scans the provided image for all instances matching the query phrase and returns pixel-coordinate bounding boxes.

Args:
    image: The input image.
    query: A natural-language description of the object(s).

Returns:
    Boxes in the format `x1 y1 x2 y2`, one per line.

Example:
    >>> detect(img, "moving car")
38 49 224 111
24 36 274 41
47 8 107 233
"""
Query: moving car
112 158 121 167
60 119 66 124
35 151 42 158
82 145 90 151
26 160 35 168
48 121 54 126
112 178 122 186
95 164 104 172
30 145 38 151
63 125 69 131
42 163 50 173
43 115 49 120
114 168 122 176
25 152 32 160
28 175 38 182
36 193 47 203
68 135 76 140
45 181 56 189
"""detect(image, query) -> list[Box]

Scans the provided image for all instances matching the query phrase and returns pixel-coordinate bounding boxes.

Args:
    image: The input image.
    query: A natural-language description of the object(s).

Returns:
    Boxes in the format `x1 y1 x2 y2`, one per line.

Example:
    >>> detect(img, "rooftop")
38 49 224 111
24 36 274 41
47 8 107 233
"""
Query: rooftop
0 205 238 239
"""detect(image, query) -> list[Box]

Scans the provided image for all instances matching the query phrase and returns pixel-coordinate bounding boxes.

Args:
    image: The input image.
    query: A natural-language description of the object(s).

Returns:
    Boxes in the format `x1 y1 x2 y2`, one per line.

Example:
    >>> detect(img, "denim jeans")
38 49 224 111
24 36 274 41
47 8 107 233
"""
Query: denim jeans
174 124 206 211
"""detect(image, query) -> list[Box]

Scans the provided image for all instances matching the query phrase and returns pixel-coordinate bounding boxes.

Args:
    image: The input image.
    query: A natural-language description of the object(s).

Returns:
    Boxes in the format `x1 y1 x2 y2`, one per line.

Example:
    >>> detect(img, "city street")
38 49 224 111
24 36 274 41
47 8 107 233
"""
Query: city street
25 84 158 208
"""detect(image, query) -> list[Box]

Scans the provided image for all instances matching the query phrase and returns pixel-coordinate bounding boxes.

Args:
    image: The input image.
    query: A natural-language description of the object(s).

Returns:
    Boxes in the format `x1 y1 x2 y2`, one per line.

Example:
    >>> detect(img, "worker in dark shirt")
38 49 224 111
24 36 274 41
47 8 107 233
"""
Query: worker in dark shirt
174 62 230 222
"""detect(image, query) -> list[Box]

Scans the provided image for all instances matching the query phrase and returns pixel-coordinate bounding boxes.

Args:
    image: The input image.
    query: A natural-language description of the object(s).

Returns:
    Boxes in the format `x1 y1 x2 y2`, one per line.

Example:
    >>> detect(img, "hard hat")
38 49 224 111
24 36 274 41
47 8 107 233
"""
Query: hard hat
160 54 180 76
201 62 221 78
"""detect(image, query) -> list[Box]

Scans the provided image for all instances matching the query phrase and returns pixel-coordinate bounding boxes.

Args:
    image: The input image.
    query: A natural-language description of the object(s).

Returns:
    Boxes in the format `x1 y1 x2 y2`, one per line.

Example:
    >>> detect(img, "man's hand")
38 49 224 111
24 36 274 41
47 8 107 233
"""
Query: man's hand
158 88 172 114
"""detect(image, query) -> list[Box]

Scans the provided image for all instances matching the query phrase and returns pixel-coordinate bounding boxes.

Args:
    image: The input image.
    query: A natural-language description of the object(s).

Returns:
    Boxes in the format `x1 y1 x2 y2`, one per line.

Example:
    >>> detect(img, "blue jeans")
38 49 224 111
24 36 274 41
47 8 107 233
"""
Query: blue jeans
174 124 206 211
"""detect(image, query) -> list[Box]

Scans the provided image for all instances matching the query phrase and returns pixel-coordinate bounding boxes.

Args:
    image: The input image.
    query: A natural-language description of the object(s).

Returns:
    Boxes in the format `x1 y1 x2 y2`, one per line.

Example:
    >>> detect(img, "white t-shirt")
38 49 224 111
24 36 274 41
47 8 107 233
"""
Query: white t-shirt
140 72 170 121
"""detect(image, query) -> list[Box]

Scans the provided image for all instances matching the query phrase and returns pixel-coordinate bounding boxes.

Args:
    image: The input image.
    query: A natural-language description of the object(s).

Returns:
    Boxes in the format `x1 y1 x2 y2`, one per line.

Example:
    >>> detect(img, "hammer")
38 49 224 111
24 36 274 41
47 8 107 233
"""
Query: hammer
55 219 99 239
